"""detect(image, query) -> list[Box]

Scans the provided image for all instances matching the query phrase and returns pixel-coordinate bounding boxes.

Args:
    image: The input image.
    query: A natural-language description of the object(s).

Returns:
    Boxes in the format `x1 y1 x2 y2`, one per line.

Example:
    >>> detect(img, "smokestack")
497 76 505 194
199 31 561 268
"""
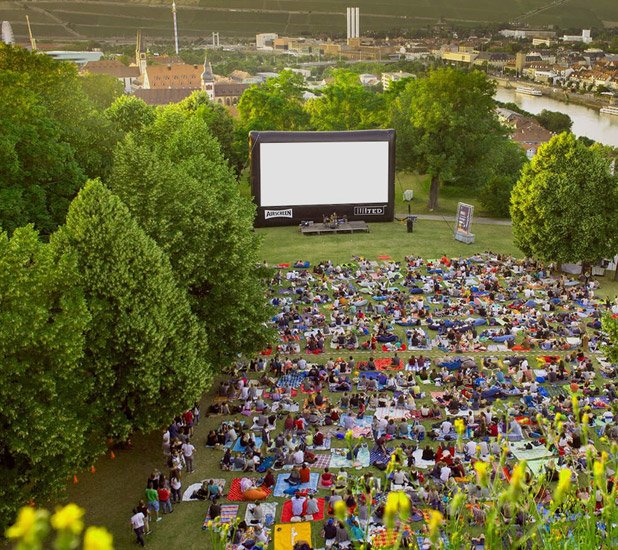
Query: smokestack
346 8 351 41
355 7 360 38
172 1 179 55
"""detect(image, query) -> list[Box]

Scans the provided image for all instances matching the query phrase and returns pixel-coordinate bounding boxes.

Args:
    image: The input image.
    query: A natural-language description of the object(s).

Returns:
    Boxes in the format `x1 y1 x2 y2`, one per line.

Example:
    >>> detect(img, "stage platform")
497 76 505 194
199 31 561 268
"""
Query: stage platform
300 221 369 236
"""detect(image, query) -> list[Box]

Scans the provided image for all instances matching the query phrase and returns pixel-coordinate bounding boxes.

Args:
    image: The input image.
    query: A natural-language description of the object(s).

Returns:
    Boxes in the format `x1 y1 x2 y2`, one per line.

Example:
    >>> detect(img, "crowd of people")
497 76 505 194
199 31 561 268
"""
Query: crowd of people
132 254 618 548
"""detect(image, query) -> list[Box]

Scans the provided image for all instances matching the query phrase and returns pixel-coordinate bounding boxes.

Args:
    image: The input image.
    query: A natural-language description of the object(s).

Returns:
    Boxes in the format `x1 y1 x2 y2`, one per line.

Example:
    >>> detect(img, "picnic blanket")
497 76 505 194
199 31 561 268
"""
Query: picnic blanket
280 498 325 522
202 504 238 528
272 473 320 497
527 459 551 477
375 407 413 421
311 454 331 469
274 522 312 550
311 437 332 451
245 502 277 527
227 478 272 502
182 479 226 502
229 437 263 452
511 441 554 462
412 449 435 469
370 446 394 465
277 372 307 389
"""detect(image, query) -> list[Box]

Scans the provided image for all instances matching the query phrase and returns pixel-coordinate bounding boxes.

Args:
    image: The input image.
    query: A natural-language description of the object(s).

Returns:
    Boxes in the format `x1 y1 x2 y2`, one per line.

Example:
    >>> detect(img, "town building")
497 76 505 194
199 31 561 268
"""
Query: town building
81 59 140 92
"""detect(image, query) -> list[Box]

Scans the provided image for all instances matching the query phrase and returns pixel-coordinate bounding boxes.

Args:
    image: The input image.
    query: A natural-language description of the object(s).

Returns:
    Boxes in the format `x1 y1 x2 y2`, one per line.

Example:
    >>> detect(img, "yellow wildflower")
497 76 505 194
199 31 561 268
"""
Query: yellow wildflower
593 460 605 488
83 526 114 550
6 507 39 542
51 503 84 535
581 413 590 426
571 395 579 416
344 430 354 442
553 468 572 503
454 418 465 436
427 510 444 539
508 462 526 499
449 492 466 517
474 461 489 486
333 500 347 522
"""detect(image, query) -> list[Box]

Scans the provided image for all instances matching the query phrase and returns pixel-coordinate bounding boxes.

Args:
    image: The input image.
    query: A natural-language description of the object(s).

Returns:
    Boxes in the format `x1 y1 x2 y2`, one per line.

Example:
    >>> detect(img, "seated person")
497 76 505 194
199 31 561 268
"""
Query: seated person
321 467 334 487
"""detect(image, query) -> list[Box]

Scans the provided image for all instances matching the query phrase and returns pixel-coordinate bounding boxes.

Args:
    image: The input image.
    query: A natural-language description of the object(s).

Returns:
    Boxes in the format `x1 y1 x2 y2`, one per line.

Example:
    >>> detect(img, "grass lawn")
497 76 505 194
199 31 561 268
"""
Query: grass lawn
58 218 618 550
257 220 518 265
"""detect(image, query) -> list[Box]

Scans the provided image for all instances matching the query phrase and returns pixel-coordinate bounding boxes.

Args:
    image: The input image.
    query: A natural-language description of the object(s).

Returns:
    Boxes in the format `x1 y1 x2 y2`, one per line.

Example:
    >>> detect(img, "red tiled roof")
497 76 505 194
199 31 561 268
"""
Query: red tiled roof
145 64 202 89
133 88 195 105
82 59 139 78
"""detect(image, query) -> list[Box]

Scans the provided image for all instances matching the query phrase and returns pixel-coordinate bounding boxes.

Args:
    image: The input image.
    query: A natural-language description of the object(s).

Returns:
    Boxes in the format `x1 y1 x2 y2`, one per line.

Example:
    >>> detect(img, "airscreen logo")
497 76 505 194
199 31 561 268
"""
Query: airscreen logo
264 209 293 219
354 206 385 215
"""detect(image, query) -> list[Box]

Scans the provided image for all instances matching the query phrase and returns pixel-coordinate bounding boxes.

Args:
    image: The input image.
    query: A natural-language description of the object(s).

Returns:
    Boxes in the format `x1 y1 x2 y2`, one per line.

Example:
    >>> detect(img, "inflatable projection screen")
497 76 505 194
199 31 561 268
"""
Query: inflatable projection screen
250 130 395 227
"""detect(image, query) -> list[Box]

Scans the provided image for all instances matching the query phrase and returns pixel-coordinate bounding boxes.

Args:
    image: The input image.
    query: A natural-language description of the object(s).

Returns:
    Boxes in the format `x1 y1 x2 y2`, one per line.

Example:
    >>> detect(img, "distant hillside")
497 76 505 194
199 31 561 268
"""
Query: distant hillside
1 0 616 44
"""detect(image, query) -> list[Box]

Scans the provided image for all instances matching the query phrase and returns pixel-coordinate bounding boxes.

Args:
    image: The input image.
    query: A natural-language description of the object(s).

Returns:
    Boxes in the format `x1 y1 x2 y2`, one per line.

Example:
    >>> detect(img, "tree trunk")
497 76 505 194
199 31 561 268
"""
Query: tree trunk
428 175 440 211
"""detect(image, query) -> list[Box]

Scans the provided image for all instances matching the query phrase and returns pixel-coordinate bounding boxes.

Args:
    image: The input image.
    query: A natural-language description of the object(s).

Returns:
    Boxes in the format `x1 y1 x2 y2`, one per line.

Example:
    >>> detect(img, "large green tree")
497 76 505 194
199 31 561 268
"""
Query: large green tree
390 67 507 209
305 69 387 131
51 179 211 440
176 91 245 175
238 70 310 131
109 108 273 369
105 94 155 136
0 44 117 180
478 139 528 218
0 226 92 529
0 71 84 236
79 72 124 110
511 132 618 265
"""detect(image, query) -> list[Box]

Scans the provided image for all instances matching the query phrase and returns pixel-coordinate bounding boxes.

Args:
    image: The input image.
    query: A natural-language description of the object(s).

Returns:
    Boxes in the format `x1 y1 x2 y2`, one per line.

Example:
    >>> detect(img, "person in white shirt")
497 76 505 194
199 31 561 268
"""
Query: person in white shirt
465 440 477 458
182 440 196 473
291 493 306 517
440 464 452 483
293 447 305 465
130 508 146 547
305 495 319 518
440 420 453 436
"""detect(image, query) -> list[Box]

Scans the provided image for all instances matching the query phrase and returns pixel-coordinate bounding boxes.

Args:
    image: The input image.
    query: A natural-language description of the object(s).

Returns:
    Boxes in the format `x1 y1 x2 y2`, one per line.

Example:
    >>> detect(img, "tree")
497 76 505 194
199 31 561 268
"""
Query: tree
511 132 618 266
79 73 124 110
105 94 155 135
305 69 387 130
0 71 85 236
238 70 310 131
108 108 273 369
390 67 506 209
176 91 245 175
534 110 573 134
0 226 92 530
51 179 211 440
478 140 528 218
0 44 118 180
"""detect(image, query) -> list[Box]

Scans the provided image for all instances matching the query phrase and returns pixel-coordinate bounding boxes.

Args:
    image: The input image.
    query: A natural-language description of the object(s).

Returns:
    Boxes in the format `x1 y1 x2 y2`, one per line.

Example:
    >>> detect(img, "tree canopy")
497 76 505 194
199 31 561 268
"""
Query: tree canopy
305 69 387 131
511 132 618 265
108 107 273 369
51 179 211 440
238 70 310 132
390 67 507 209
0 225 92 528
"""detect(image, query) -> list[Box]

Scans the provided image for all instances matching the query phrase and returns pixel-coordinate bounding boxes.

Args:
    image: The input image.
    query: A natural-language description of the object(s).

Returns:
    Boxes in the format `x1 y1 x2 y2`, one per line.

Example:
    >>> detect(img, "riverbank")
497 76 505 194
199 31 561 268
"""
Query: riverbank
493 76 612 111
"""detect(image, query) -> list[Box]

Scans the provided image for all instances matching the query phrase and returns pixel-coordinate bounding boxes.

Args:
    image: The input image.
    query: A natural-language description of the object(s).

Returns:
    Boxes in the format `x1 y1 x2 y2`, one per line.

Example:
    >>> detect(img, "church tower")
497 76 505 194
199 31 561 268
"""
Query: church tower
201 55 215 101
135 30 147 75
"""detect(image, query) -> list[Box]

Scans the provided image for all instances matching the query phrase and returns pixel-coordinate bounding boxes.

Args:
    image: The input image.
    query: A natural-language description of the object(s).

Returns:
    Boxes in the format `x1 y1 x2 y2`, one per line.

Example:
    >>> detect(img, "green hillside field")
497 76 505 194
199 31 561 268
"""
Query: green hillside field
0 0 616 44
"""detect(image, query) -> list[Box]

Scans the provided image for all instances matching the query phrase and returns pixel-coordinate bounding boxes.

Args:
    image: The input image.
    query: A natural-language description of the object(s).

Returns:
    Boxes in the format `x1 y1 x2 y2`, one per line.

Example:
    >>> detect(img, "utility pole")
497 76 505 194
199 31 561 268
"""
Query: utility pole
172 1 179 54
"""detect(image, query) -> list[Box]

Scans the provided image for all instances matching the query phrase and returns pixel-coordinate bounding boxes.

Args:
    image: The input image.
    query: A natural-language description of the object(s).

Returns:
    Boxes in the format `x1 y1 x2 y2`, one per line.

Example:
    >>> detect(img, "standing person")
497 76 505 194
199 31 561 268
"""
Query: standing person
182 438 196 474
136 500 150 535
130 507 146 547
145 482 161 522
170 472 182 504
158 483 173 515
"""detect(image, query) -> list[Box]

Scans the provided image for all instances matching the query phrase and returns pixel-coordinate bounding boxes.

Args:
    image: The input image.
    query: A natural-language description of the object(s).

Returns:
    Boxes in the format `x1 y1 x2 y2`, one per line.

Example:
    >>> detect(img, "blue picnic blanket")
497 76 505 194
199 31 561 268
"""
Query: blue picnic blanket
272 472 320 497
228 437 263 452
277 372 307 389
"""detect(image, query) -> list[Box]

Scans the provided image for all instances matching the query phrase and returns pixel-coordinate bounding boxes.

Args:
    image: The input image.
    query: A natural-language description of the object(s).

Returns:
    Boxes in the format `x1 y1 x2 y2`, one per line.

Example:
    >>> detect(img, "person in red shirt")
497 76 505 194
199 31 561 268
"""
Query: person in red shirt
158 485 173 514
260 469 275 489
314 430 325 447
284 414 295 432
299 463 311 484
320 467 333 487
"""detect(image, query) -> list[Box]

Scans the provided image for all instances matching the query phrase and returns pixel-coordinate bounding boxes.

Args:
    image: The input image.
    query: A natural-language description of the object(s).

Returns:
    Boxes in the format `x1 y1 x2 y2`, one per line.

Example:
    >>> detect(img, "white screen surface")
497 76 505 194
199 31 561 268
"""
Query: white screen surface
259 141 389 207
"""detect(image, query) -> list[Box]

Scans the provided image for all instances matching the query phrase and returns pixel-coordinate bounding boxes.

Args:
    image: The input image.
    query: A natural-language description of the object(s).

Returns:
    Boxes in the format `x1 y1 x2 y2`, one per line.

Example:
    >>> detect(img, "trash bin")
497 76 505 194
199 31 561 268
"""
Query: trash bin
406 215 417 233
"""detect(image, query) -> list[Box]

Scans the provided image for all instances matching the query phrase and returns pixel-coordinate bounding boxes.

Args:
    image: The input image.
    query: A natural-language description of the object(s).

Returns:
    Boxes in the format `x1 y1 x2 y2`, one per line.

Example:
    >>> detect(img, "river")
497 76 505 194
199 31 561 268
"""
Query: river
495 87 618 147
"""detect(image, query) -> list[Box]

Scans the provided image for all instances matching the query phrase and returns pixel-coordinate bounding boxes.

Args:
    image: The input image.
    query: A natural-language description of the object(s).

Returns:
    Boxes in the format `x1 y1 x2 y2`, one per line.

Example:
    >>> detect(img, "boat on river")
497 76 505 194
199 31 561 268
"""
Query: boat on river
515 86 543 96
